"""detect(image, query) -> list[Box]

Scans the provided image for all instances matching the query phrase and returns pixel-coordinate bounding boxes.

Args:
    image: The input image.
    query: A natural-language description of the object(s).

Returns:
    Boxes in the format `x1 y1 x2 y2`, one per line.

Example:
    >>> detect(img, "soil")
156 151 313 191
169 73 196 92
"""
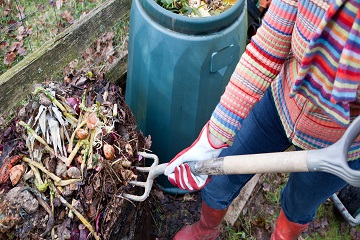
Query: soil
148 173 360 240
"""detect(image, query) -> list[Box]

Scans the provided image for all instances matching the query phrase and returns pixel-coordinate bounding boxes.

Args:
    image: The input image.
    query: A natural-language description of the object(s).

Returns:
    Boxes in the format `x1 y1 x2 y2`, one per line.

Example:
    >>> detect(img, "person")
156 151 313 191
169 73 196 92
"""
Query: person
164 0 360 239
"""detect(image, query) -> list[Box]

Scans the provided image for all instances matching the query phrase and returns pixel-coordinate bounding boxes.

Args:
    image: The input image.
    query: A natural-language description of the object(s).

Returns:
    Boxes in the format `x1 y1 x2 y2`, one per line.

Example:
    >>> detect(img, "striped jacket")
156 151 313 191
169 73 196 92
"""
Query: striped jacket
209 0 360 160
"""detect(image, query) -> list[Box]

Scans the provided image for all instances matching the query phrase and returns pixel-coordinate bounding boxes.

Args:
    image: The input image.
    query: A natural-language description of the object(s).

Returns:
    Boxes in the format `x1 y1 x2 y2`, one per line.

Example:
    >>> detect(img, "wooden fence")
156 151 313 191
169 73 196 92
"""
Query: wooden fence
0 0 131 113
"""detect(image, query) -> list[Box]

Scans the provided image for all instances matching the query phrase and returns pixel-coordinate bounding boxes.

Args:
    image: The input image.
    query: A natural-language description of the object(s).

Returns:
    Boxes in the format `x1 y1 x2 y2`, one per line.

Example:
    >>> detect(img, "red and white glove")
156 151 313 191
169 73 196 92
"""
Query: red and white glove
164 122 228 191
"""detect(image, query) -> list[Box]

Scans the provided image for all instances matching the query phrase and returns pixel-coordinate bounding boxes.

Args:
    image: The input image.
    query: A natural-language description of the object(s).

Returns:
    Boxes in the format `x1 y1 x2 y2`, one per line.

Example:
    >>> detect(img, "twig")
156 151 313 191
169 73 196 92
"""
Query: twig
49 183 100 240
22 157 62 183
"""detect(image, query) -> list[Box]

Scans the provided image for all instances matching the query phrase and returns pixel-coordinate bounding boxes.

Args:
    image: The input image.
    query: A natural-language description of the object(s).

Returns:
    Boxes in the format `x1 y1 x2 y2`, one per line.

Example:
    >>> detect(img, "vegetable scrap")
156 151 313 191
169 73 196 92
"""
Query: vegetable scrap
156 0 236 17
0 77 152 240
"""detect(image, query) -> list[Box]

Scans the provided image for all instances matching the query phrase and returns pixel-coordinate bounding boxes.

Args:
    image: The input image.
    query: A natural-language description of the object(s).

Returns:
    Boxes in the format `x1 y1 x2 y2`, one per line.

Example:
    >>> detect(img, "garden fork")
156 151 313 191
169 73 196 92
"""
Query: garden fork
123 115 360 202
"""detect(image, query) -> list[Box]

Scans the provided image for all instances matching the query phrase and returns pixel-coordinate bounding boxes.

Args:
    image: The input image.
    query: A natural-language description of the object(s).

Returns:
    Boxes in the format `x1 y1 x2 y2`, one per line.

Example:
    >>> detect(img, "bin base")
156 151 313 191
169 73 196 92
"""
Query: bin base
156 175 194 195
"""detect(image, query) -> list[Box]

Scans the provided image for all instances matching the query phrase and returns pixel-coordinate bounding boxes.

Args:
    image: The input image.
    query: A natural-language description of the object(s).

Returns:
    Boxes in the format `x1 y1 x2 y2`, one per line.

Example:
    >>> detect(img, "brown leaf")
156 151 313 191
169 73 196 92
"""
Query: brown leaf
26 25 33 35
8 41 21 52
56 0 63 10
4 52 16 66
0 41 9 51
16 26 25 40
61 10 74 23
9 164 26 185
16 5 25 20
17 46 27 56
105 32 115 41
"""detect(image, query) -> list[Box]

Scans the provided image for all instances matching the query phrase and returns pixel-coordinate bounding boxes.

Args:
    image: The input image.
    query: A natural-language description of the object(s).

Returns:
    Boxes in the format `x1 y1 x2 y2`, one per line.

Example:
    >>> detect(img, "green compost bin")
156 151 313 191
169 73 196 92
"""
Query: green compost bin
125 0 248 194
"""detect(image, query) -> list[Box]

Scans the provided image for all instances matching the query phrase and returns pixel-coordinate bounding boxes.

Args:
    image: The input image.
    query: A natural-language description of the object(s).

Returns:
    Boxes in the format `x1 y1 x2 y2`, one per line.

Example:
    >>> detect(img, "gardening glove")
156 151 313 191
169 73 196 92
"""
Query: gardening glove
164 122 228 191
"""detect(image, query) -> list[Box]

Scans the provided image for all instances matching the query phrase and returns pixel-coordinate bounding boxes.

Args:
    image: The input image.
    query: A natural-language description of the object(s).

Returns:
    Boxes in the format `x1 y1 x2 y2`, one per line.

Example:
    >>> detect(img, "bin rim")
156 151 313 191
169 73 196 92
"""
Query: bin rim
139 0 246 35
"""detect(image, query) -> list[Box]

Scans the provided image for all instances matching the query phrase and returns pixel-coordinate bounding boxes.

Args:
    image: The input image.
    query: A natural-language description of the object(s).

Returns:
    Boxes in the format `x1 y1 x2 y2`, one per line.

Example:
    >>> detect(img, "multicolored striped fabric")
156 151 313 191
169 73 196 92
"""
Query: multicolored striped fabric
292 0 360 127
209 0 360 160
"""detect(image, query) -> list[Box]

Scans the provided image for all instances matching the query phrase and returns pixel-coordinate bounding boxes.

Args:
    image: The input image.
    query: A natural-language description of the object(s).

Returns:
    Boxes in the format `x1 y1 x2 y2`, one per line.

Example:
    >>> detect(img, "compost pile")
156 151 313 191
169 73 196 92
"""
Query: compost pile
0 77 151 240
156 0 235 17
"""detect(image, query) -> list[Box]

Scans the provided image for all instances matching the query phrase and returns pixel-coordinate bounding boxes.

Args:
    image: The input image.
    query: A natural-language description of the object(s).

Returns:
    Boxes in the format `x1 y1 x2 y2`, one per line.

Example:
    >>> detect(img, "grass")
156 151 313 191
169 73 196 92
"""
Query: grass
305 202 358 240
0 0 107 75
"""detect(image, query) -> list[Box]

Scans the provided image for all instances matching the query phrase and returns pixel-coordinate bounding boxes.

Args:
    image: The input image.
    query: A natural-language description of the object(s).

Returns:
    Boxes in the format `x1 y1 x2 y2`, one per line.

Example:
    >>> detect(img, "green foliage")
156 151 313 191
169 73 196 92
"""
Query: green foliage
224 224 249 240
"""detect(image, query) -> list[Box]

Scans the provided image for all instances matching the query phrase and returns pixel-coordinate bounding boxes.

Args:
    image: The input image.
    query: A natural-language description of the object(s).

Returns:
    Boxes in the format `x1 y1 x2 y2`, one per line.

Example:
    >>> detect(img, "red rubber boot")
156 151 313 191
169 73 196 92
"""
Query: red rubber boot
173 201 228 240
271 209 309 240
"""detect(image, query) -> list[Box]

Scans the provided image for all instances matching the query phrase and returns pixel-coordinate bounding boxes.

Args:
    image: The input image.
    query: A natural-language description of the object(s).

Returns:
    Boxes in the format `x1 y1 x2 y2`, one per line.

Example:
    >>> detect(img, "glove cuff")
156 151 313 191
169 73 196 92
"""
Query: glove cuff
203 121 228 150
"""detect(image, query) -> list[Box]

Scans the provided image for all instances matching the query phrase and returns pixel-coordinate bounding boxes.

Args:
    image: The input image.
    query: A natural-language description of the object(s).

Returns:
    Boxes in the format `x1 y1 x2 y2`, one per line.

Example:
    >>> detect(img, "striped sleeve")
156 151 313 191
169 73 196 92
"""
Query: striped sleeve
209 0 298 145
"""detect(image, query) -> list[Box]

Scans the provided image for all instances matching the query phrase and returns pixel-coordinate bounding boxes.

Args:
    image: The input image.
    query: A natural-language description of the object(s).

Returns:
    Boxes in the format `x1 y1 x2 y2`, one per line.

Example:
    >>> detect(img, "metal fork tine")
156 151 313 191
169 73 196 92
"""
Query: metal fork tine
122 193 147 202
121 152 166 202
128 181 146 187
135 166 151 172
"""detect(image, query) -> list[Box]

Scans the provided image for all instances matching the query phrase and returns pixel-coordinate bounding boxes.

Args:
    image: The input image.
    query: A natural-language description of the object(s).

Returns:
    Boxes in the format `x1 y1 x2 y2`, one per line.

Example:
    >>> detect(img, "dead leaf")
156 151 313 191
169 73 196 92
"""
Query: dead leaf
9 164 26 185
17 46 27 56
8 41 21 52
105 32 115 41
61 10 74 23
16 5 25 20
4 52 16 66
0 41 9 51
56 0 63 10
16 26 25 40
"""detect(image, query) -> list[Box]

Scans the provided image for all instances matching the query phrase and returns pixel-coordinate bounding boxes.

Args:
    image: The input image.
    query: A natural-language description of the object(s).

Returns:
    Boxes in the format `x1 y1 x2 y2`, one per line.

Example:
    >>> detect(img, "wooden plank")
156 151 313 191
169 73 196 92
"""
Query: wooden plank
224 174 261 226
106 53 128 87
0 0 131 113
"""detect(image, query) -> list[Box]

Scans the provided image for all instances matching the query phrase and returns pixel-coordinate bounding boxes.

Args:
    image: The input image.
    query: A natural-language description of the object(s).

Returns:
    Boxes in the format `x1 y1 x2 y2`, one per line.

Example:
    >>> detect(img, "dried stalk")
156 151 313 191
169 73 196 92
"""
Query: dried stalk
87 129 96 169
68 119 87 153
22 157 62 183
54 178 81 187
49 183 100 240
19 121 67 163
33 87 78 125
81 142 90 176
65 140 85 166
28 164 45 186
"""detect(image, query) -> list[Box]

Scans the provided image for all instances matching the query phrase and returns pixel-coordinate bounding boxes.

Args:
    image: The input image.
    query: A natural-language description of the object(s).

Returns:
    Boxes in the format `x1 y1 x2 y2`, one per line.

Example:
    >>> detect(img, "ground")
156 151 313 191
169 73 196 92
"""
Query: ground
149 173 360 240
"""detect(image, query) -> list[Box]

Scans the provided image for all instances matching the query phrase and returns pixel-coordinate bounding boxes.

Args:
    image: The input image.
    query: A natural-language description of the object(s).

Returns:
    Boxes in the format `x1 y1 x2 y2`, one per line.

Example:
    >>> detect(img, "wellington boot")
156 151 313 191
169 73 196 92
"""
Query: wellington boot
271 209 309 240
173 201 228 240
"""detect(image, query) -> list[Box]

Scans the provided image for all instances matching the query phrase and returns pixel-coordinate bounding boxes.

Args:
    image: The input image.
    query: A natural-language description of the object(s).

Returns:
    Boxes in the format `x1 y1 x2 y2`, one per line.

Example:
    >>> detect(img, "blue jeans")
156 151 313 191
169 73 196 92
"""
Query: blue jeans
201 89 360 224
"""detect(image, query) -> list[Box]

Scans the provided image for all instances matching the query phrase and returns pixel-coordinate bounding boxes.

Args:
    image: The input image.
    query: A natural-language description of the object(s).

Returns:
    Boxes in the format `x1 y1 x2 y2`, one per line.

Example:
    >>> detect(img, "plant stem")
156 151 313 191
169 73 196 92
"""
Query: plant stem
23 157 62 183
49 183 100 240
33 87 78 124
68 119 87 153
19 121 67 163
65 140 85 166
